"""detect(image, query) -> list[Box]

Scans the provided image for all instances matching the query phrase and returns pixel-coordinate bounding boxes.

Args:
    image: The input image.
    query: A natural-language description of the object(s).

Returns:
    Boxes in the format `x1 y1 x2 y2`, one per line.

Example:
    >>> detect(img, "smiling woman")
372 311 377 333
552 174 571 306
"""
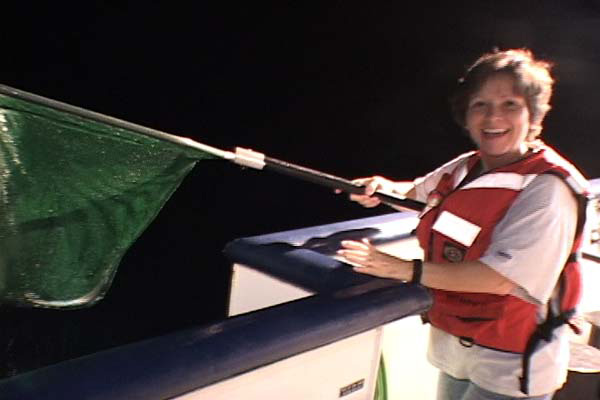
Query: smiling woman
454 49 555 171
338 49 592 400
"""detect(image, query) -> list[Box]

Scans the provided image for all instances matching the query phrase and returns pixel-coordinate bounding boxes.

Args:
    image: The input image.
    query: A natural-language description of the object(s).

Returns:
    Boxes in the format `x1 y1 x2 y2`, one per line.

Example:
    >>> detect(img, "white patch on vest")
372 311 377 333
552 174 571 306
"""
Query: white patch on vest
432 211 482 247
461 173 537 191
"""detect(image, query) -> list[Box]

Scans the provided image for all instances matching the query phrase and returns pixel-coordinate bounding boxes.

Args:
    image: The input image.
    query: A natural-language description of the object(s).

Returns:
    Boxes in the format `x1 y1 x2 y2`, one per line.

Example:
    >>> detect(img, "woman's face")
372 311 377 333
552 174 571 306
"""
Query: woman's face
465 73 531 170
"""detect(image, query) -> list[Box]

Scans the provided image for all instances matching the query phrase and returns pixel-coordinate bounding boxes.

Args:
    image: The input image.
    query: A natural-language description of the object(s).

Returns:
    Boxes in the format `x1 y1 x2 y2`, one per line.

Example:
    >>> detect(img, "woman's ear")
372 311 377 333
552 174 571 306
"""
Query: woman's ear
527 124 542 141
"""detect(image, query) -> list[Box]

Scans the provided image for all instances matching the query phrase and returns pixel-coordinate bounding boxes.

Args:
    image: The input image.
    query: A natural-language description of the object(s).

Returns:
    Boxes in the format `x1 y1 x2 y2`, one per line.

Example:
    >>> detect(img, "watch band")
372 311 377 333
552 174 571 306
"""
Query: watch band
412 259 423 284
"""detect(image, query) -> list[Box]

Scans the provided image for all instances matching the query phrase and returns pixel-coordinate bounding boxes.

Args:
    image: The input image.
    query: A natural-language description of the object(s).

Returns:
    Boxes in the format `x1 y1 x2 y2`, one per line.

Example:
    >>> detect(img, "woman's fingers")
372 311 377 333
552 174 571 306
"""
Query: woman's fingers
363 179 382 196
337 239 374 267
352 177 382 194
346 176 392 208
340 240 370 250
335 177 382 207
339 252 368 265
349 193 382 208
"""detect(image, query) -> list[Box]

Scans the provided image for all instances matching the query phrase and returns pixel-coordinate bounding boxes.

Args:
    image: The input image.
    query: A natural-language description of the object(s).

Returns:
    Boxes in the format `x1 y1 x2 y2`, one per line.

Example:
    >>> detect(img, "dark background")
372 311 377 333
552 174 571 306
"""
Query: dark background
2 1 600 376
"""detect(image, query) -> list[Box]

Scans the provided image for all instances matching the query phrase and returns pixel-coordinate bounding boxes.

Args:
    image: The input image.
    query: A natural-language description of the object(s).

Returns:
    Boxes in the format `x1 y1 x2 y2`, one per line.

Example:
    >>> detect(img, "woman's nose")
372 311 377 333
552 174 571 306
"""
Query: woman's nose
484 105 503 120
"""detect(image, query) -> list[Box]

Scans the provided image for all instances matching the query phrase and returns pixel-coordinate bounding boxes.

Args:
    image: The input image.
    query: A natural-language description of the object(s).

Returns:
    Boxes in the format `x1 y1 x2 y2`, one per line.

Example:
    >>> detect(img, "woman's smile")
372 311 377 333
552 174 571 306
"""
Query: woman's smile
482 128 509 137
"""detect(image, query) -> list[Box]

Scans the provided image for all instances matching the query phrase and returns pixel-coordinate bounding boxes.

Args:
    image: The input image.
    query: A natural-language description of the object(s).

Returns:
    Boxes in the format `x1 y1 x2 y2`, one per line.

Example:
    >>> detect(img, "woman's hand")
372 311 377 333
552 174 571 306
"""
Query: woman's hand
337 239 412 280
335 176 416 210
344 176 397 208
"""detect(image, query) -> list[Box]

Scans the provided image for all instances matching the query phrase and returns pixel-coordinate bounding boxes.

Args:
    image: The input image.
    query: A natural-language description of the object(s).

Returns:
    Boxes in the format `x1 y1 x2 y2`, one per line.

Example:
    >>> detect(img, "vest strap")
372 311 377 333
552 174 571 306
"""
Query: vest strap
566 252 580 263
519 307 576 394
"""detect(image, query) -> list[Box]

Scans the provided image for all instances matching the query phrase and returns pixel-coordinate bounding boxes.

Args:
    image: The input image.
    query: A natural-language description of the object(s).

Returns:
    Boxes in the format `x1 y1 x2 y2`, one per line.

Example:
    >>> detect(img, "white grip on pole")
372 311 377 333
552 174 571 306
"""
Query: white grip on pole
234 147 266 170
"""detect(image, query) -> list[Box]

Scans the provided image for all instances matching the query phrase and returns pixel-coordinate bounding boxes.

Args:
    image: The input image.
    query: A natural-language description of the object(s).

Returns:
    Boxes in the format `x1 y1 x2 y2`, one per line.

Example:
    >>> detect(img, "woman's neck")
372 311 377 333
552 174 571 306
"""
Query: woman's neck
480 143 530 172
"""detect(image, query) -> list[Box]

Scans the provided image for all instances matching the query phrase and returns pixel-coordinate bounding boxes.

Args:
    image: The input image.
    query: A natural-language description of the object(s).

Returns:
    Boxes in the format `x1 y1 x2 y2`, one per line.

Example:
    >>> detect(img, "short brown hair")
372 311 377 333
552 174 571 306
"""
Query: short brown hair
450 49 554 140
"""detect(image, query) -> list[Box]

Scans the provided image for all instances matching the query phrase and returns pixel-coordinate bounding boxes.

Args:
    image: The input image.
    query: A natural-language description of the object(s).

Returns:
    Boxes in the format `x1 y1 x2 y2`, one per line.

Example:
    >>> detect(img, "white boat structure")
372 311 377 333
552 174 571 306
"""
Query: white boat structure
1 179 598 400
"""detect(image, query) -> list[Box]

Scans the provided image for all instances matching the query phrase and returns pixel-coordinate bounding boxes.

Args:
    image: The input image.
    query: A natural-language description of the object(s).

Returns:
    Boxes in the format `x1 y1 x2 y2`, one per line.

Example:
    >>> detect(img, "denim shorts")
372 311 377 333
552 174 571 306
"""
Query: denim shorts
437 372 555 400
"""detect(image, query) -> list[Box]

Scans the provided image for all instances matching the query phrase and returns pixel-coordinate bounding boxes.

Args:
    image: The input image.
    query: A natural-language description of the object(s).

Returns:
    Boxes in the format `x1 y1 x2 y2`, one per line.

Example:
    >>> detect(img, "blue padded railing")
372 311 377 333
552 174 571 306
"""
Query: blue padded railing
223 211 420 292
0 211 431 399
0 280 430 399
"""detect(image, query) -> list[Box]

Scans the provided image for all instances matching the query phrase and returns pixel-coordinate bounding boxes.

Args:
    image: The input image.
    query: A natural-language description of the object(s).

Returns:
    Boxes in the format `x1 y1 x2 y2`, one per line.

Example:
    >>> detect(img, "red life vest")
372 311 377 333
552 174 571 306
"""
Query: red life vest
415 147 589 393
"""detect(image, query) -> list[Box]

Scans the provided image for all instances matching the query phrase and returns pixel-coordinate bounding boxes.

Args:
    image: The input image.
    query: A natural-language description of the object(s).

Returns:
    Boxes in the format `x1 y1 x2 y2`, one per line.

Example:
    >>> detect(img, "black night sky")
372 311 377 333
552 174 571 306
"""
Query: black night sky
2 1 600 376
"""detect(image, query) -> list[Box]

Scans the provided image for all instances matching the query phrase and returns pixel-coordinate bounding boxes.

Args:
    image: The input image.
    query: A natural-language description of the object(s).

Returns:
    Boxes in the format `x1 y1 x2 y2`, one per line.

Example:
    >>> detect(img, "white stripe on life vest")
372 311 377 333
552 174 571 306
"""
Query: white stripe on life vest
565 175 586 195
460 173 538 191
432 211 482 247
452 162 469 190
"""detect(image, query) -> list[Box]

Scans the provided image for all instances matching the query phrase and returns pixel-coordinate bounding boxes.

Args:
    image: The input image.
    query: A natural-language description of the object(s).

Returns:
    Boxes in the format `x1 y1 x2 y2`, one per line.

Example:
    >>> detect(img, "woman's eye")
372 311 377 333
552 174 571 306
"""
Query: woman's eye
504 100 521 110
469 101 486 110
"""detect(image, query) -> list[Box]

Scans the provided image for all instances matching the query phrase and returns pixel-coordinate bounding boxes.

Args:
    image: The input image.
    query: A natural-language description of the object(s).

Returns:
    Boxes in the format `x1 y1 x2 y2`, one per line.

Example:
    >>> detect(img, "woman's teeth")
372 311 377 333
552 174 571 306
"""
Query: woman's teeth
483 129 508 137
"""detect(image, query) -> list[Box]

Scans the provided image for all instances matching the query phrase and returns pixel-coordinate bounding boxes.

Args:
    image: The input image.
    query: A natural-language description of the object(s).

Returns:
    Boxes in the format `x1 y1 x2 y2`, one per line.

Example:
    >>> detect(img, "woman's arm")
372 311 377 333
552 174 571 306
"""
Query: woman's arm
338 175 579 299
337 239 516 295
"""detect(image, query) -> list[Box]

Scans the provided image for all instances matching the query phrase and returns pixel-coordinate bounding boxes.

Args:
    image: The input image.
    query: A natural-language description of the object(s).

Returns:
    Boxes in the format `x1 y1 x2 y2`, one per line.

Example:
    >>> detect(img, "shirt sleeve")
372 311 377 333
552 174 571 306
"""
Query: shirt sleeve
479 174 578 305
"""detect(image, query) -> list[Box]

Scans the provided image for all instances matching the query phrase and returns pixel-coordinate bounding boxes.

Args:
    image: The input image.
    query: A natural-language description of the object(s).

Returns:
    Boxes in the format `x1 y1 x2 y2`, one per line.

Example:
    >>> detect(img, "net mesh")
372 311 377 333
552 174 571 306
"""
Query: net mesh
0 88 215 308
